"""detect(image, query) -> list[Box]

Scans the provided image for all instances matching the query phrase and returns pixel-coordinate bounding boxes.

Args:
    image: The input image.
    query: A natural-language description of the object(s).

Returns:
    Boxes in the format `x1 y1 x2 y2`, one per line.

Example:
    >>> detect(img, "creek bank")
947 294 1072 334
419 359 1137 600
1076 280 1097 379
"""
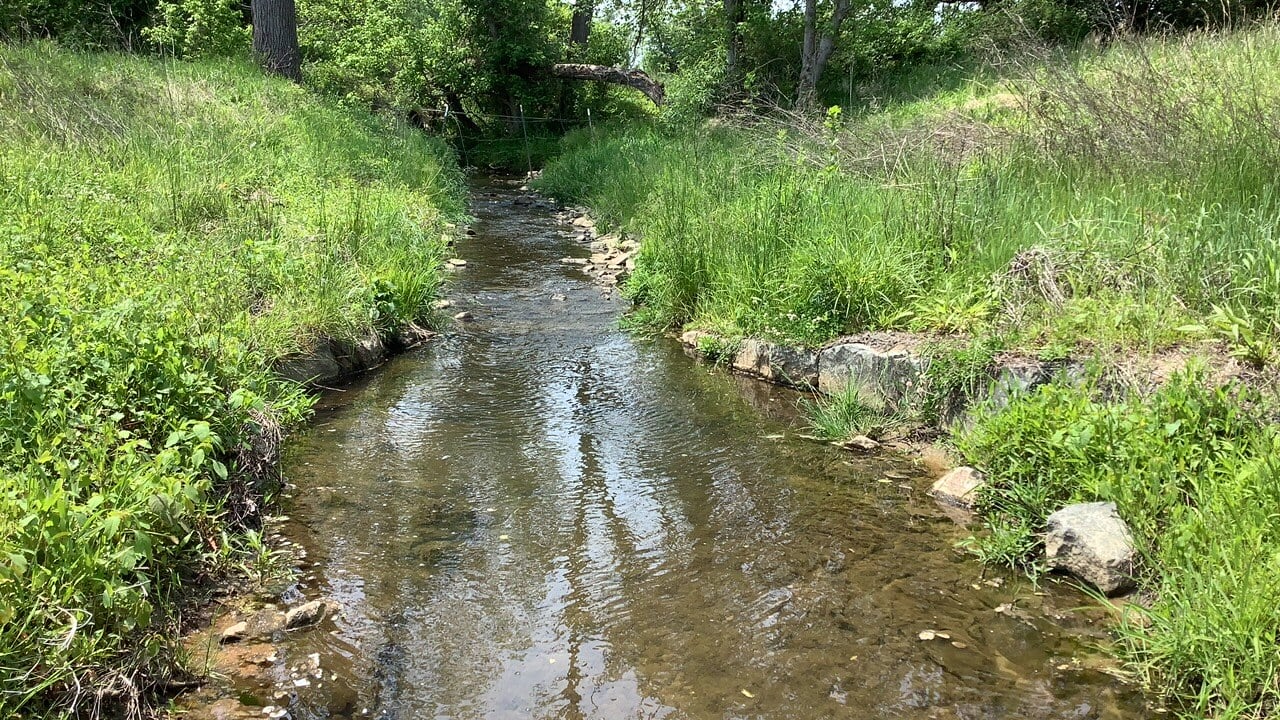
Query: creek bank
275 324 435 388
679 329 1083 428
181 314 451 713
546 206 1151 598
678 329 1152 596
181 597 338 720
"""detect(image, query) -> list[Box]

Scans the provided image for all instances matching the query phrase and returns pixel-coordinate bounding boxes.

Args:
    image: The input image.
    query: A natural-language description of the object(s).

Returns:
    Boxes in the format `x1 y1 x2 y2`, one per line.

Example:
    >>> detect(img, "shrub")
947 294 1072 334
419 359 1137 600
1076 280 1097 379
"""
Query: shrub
143 0 246 58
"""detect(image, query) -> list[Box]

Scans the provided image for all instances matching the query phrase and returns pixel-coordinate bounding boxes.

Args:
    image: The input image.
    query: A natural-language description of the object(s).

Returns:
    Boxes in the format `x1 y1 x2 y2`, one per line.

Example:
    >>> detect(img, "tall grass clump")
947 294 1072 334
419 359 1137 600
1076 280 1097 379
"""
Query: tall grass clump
537 24 1280 358
957 374 1280 719
0 42 462 715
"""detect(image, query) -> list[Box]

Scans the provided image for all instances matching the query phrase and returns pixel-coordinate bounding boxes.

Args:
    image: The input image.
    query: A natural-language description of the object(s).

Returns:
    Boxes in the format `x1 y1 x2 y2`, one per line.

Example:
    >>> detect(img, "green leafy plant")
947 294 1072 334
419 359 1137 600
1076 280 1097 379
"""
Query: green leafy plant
143 0 246 58
0 42 463 715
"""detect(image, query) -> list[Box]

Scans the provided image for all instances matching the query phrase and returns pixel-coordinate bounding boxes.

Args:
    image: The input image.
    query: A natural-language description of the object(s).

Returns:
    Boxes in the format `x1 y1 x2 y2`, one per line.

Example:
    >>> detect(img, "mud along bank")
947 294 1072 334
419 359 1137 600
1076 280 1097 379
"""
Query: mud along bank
180 179 1147 720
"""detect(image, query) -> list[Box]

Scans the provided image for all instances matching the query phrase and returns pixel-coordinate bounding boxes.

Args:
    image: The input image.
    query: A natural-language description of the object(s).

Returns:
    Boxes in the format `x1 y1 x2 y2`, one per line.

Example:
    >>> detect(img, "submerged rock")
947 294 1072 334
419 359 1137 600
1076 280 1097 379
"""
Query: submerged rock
929 467 986 509
1044 502 1136 596
285 600 328 629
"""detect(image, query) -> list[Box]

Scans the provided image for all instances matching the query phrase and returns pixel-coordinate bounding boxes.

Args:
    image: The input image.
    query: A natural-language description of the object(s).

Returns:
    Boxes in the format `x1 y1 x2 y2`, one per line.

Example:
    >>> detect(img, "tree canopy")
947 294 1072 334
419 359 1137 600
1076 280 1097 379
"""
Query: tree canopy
3 0 1268 124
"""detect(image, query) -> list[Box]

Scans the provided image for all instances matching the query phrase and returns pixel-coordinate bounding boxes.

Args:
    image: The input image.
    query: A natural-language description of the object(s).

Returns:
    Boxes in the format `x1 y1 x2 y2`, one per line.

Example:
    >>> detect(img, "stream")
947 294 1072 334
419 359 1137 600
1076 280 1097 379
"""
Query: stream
218 180 1145 719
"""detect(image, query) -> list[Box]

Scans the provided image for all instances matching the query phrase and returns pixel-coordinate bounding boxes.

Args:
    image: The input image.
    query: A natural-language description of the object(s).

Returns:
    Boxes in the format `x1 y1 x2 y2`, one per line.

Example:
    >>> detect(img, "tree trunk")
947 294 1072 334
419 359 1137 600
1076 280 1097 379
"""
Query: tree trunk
570 0 593 48
550 64 665 105
724 0 745 80
251 0 301 81
799 0 817 100
797 0 852 108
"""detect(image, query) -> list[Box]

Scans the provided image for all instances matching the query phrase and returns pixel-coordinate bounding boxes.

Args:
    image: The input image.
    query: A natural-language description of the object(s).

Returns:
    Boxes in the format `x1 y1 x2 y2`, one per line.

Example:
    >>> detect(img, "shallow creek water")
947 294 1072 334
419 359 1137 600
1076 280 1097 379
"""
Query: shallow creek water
252 181 1144 719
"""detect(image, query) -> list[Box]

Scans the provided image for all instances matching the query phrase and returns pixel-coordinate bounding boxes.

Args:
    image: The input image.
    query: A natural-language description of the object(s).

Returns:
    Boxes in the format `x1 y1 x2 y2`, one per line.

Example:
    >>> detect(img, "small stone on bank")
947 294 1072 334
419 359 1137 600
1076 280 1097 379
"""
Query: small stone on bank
1044 501 1137 596
446 258 467 267
841 435 880 452
453 311 474 321
929 466 986 508
220 621 248 644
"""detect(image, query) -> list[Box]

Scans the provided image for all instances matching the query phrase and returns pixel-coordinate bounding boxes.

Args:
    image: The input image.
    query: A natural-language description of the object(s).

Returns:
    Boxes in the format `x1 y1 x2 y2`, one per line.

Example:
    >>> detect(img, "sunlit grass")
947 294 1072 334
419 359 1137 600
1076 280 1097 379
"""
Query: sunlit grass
537 25 1280 359
0 41 463 715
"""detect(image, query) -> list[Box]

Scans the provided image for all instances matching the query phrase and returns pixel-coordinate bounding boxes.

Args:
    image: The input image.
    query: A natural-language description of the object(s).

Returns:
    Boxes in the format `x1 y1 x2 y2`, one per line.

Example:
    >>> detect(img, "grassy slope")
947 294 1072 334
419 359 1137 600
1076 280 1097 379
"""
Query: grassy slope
539 28 1280 357
0 43 462 713
536 27 1280 719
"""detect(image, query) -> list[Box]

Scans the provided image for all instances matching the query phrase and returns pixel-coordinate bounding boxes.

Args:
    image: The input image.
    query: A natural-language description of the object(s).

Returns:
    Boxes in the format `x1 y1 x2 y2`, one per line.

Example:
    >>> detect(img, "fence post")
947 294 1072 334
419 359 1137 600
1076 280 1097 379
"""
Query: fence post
519 104 532 176
587 107 594 141
444 103 470 169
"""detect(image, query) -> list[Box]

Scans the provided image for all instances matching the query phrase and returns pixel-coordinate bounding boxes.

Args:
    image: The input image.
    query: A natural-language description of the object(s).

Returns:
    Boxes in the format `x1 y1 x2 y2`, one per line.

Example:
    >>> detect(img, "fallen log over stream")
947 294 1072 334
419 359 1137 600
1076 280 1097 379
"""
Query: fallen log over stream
550 63 665 106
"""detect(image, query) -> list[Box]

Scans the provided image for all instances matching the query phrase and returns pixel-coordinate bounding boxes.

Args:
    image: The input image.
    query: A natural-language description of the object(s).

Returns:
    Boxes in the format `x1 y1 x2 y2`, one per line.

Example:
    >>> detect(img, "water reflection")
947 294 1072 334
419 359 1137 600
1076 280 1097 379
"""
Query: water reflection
276 182 1143 720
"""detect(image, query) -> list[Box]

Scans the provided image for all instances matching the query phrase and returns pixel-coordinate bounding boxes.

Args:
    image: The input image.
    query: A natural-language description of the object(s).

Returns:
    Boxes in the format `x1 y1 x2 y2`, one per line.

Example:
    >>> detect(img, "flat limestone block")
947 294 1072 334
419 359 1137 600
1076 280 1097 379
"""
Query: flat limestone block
929 466 986 508
732 338 818 388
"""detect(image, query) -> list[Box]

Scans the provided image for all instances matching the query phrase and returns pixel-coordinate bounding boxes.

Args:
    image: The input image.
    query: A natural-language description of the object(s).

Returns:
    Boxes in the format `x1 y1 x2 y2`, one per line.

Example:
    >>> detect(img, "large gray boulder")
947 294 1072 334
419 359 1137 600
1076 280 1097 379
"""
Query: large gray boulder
732 339 819 388
817 341 925 405
1044 502 1136 596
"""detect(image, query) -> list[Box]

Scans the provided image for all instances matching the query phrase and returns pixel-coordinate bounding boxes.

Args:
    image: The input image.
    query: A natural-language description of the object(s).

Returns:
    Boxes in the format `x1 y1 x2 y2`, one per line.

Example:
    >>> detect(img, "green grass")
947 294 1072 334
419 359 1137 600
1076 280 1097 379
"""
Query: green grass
801 384 906 441
957 374 1280 719
535 25 1280 357
534 24 1280 719
0 42 463 714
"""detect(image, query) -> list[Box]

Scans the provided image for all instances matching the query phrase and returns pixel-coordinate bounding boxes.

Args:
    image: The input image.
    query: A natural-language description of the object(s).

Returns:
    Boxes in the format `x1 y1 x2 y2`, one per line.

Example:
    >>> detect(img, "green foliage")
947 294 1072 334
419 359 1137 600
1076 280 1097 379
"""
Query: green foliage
539 26 1280 360
693 334 740 366
0 42 462 714
0 0 154 48
296 0 626 125
918 337 1006 425
659 55 726 126
143 0 247 58
956 374 1279 718
538 128 938 345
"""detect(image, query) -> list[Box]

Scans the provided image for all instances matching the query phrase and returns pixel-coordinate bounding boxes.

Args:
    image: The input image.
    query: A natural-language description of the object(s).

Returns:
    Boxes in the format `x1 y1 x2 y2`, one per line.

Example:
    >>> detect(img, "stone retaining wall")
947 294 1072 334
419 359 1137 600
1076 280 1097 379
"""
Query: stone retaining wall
275 324 434 388
679 329 1068 427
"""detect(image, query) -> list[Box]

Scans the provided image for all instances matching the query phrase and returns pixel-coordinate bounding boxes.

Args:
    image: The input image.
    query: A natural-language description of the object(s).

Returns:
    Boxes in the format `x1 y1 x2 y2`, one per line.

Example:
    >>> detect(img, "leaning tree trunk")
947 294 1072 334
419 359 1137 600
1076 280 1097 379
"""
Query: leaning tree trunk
252 0 301 82
550 64 665 105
